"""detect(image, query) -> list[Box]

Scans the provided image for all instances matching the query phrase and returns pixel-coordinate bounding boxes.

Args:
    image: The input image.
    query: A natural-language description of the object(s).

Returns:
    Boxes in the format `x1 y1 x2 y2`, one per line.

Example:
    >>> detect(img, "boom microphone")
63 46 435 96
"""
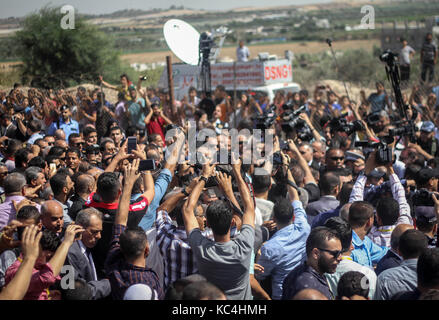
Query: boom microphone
326 38 333 46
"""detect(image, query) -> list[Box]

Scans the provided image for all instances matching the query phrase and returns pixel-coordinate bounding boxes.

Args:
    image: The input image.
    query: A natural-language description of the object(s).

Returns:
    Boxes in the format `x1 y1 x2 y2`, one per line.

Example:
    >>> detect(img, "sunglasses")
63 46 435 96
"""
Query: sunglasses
318 248 343 259
330 156 344 161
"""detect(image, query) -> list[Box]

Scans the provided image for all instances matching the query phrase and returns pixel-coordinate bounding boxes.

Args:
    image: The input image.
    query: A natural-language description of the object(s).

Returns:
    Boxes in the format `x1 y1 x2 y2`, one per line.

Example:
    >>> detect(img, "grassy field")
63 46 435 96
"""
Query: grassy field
120 39 380 64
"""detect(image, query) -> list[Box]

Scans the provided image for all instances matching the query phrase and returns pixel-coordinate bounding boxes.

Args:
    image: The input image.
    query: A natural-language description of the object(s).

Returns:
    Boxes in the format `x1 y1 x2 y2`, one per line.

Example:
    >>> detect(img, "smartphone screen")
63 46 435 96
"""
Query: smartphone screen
127 136 137 154
138 159 156 171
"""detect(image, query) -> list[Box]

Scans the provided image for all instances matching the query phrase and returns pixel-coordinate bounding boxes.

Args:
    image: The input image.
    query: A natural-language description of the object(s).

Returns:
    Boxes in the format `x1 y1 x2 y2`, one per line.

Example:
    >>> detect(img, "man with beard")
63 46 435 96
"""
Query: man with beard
282 227 342 300
65 148 81 174
50 172 75 227
348 201 388 268
47 105 80 142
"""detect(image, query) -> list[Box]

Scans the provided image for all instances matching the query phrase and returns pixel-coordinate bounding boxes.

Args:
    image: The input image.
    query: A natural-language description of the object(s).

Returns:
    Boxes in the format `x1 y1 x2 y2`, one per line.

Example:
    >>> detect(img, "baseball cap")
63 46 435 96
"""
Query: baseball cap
60 105 70 111
367 168 386 179
345 151 365 162
415 206 438 224
421 121 435 133
123 284 155 300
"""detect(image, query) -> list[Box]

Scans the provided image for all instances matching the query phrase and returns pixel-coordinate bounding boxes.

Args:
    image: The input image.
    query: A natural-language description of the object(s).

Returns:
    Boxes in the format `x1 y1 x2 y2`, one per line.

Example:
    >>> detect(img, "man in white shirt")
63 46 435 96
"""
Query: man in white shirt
237 40 250 62
399 38 415 84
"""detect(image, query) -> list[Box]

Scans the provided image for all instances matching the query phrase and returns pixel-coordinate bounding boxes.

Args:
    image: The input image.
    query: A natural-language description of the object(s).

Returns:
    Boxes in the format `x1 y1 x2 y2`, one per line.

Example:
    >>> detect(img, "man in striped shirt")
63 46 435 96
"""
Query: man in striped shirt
155 180 206 289
104 159 161 300
349 152 413 248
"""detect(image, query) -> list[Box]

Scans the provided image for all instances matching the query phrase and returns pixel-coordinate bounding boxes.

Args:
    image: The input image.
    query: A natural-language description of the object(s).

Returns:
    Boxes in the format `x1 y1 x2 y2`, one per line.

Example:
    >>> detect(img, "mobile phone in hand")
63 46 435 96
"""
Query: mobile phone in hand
127 136 137 154
138 159 156 171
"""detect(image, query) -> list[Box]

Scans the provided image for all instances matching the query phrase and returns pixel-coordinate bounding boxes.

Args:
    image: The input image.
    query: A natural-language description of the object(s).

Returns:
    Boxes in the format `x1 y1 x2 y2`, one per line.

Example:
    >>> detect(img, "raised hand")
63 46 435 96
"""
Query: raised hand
124 158 141 187
21 225 43 261
202 161 216 178
216 171 233 195
63 224 85 244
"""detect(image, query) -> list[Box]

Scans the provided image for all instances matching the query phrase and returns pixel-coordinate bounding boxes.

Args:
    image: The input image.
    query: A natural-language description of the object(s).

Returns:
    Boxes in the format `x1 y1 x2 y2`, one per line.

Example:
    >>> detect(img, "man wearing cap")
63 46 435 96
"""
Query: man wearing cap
344 150 365 179
46 105 80 142
411 121 438 159
415 206 438 248
366 168 386 187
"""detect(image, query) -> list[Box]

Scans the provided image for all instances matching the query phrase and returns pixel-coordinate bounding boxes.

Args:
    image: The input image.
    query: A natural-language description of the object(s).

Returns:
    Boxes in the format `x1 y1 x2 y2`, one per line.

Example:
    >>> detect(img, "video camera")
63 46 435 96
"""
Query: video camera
411 189 436 207
328 113 365 136
354 135 394 165
254 104 278 130
281 104 306 133
279 105 313 141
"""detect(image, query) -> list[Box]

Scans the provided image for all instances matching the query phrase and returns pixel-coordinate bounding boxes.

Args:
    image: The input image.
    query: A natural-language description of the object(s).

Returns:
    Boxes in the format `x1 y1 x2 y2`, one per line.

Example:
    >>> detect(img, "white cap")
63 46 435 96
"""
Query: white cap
123 284 155 300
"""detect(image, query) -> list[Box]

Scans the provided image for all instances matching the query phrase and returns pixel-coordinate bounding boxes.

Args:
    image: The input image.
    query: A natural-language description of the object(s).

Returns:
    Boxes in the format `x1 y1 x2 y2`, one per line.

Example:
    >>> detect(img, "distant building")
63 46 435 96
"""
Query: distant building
316 19 330 29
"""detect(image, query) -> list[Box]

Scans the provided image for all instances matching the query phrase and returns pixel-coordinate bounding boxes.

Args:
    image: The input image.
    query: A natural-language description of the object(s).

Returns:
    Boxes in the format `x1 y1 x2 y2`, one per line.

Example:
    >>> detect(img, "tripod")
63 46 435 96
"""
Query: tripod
198 32 216 120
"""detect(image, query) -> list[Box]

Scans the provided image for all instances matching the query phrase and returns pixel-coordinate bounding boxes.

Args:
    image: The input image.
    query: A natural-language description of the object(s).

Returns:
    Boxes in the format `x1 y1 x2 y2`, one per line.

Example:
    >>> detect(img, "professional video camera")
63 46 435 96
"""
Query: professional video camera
254 104 278 130
280 105 314 141
411 189 436 207
280 105 306 133
328 113 365 136
354 135 394 165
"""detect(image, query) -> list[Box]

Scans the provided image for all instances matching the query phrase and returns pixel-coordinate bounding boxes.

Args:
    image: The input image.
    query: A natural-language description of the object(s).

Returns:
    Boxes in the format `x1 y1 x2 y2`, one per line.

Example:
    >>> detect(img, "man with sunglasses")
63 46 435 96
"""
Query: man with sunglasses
324 217 377 299
322 148 345 173
68 133 85 153
282 226 342 300
43 135 55 147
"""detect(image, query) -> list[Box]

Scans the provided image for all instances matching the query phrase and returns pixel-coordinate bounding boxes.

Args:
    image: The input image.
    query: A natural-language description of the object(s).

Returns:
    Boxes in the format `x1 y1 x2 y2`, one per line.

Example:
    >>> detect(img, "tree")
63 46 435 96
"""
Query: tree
14 6 122 88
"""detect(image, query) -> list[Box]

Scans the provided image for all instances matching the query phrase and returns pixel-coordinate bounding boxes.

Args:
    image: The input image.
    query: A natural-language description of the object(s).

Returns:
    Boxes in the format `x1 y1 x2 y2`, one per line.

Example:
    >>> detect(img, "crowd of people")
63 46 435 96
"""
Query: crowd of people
0 66 439 301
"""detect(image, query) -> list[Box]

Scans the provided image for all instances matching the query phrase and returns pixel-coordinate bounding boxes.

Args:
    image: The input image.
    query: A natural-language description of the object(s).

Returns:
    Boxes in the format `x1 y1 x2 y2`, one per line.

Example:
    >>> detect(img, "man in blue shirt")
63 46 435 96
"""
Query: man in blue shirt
348 201 388 268
46 105 79 141
256 195 310 300
127 87 147 130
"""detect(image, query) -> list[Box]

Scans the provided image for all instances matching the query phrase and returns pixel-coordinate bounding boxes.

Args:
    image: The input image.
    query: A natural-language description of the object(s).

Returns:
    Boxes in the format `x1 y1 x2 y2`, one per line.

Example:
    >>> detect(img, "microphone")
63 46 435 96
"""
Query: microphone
326 38 332 46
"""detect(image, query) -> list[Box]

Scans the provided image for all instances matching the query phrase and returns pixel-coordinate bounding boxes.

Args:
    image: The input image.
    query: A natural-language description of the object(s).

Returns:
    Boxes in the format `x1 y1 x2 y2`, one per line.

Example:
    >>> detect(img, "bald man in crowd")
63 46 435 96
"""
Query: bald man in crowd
69 174 96 221
41 200 64 236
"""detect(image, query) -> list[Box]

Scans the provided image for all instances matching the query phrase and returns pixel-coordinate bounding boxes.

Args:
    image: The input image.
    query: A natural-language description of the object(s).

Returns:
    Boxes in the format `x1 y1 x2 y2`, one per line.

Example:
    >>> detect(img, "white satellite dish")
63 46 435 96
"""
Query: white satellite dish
163 19 200 66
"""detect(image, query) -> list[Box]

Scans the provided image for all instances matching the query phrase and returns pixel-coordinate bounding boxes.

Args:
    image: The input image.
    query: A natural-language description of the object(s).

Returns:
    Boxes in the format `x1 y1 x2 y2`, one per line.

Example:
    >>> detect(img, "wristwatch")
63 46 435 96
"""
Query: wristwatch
199 176 208 183
181 187 189 197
